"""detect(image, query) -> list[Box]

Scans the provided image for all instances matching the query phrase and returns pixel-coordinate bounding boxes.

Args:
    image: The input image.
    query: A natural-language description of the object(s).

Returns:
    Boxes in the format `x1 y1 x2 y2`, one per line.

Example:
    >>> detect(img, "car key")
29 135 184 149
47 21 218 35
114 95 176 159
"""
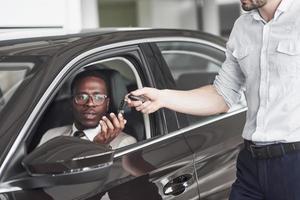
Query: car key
118 99 127 114
118 94 148 114
127 94 148 103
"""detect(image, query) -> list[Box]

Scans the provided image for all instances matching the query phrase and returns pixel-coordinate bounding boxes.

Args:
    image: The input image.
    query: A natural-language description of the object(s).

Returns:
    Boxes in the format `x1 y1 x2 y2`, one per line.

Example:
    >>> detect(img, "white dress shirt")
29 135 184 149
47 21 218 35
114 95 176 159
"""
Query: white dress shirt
71 124 101 141
214 0 300 143
39 124 137 149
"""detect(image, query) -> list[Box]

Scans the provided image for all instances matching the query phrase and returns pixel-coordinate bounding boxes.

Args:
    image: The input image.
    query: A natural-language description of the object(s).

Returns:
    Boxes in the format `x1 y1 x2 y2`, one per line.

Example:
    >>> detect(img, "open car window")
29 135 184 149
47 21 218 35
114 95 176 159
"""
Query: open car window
156 41 225 126
156 41 246 126
31 57 149 151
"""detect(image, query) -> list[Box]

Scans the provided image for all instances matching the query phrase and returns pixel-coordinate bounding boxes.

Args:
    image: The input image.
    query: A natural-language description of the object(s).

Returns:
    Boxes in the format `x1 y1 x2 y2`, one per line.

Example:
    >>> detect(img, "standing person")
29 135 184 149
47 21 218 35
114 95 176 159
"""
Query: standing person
127 0 300 199
39 69 136 149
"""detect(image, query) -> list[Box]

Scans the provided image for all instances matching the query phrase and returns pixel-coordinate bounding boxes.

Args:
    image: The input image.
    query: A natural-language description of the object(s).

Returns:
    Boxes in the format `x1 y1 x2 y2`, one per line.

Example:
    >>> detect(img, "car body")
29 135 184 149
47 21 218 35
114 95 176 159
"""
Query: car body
0 29 247 200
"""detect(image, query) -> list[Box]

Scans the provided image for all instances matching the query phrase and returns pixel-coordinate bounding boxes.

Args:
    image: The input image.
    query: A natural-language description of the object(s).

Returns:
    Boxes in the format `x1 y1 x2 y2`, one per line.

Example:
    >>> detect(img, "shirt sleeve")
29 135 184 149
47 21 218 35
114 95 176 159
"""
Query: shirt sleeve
110 132 137 149
38 126 71 147
213 23 245 108
117 135 137 148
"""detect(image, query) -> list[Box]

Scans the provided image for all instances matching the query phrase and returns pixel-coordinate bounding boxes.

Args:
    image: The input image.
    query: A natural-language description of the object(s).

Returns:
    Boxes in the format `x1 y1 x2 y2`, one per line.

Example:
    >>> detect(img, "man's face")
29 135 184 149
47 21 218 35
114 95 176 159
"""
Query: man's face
241 0 267 11
72 76 109 130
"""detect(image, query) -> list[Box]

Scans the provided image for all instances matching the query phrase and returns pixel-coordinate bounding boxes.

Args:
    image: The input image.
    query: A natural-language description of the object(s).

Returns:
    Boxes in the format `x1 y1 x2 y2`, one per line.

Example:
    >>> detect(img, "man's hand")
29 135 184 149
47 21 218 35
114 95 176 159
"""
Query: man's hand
127 85 229 116
93 113 126 144
126 87 164 114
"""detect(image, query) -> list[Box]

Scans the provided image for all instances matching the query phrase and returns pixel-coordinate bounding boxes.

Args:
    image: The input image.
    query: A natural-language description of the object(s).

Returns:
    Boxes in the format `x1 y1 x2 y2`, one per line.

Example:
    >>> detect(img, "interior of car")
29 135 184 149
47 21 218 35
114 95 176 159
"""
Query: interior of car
30 57 148 151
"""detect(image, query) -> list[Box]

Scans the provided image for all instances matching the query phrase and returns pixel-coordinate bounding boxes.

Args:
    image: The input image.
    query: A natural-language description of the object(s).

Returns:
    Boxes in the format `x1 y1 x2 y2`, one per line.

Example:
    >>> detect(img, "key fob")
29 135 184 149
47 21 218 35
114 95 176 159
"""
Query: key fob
118 94 148 114
127 94 148 103
118 99 127 114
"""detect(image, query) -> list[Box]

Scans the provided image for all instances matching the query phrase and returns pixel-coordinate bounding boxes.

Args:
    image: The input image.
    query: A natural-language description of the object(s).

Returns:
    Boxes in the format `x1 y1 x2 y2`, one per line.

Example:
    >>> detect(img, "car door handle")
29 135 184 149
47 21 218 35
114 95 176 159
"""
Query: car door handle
163 174 193 196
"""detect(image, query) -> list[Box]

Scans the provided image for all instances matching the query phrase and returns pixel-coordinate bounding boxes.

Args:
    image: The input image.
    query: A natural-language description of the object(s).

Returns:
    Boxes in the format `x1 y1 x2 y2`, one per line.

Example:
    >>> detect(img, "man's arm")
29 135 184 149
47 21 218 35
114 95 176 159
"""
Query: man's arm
127 85 229 115
128 23 246 116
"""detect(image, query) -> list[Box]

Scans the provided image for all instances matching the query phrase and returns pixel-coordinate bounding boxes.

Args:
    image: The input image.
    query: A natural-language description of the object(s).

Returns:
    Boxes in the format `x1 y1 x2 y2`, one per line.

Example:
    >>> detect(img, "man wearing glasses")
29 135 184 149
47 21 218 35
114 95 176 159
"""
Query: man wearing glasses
39 69 136 149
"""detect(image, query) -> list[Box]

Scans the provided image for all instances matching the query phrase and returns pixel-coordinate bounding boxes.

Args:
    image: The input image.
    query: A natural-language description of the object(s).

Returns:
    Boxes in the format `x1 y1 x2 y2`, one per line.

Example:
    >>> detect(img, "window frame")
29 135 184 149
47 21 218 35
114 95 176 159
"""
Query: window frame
0 45 163 190
154 40 246 127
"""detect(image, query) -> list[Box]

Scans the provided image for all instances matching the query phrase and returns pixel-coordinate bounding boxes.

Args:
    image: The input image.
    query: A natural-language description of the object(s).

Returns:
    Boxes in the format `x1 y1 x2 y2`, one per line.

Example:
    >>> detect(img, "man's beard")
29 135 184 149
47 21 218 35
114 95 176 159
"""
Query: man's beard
241 0 267 11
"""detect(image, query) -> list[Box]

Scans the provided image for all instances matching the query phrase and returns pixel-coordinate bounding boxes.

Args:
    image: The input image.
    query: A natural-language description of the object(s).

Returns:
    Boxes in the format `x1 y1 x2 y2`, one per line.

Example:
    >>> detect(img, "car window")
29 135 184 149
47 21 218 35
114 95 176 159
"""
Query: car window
0 63 34 112
156 41 226 125
32 57 148 150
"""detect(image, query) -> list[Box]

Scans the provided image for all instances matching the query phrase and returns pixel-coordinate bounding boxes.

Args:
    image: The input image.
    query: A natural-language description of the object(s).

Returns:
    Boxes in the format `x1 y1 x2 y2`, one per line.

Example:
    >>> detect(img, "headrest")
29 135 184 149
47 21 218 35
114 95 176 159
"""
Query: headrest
106 70 130 113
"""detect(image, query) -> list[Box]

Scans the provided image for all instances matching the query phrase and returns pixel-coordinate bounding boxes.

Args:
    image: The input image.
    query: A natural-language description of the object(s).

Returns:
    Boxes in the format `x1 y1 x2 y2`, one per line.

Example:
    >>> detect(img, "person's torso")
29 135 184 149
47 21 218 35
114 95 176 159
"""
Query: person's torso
231 0 300 142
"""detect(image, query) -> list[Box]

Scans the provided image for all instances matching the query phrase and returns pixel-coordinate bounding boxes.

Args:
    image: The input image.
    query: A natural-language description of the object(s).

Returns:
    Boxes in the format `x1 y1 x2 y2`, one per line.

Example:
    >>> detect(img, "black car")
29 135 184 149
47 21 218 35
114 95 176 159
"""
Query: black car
0 29 247 200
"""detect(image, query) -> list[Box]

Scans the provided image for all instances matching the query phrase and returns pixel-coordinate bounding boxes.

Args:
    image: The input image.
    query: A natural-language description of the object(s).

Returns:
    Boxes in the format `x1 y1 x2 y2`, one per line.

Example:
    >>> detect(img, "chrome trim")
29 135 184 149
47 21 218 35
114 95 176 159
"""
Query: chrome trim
72 151 112 160
0 62 34 69
115 107 247 157
0 36 226 177
46 161 112 176
0 186 22 194
161 50 223 66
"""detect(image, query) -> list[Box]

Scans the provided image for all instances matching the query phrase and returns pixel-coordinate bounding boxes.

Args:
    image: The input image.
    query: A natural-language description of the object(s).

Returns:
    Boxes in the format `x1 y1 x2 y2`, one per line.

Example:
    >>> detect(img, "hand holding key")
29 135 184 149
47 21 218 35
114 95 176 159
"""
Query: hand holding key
126 87 163 114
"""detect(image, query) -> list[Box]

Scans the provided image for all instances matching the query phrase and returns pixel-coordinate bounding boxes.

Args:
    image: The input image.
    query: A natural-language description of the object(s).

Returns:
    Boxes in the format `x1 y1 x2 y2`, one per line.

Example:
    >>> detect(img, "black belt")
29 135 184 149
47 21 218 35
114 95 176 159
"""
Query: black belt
244 140 300 159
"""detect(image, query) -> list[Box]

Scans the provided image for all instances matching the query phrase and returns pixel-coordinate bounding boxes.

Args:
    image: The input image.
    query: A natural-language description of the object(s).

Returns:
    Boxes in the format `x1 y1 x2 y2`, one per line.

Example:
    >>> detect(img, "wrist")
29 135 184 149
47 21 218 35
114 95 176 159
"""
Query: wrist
160 89 170 109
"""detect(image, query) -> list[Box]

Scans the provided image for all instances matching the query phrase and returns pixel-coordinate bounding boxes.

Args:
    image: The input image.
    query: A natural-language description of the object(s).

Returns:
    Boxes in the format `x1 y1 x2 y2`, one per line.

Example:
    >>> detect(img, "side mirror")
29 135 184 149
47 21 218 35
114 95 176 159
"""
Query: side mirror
21 136 114 187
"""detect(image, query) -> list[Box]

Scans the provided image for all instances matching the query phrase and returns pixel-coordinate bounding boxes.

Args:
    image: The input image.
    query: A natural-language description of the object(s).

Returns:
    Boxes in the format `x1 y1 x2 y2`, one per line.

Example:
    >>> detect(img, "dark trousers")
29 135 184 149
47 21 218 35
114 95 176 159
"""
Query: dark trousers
229 147 300 200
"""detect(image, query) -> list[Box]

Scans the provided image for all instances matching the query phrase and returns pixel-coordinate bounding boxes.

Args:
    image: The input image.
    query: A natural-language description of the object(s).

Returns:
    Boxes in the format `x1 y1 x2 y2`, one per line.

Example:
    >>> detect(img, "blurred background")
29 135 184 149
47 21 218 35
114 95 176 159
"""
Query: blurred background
0 0 241 40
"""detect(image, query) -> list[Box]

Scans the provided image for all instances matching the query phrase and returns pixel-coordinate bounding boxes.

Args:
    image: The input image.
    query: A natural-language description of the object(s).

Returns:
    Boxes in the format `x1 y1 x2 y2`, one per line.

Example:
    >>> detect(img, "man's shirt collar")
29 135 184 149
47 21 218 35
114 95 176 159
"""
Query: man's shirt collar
72 124 101 141
250 0 295 22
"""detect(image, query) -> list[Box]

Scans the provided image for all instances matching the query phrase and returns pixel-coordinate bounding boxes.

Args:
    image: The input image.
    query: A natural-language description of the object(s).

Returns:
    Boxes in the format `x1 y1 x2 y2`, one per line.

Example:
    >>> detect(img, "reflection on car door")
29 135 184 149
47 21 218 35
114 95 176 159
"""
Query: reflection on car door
103 134 198 200
182 112 246 199
154 40 247 199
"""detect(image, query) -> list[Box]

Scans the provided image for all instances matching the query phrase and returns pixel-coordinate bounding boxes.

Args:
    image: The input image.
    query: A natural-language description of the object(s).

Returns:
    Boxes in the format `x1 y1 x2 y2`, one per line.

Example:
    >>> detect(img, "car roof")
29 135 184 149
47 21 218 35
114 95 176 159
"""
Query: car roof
0 28 226 57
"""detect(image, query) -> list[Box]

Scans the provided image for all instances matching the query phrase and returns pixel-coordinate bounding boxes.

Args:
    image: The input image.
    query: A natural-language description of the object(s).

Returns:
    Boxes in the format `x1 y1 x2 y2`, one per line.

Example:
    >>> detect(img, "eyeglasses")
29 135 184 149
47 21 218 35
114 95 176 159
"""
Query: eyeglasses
74 93 108 105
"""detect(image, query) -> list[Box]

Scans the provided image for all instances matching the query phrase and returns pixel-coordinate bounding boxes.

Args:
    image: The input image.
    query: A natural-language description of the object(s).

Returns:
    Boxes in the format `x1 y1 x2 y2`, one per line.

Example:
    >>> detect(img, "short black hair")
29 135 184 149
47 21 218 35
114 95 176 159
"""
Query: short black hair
71 69 111 97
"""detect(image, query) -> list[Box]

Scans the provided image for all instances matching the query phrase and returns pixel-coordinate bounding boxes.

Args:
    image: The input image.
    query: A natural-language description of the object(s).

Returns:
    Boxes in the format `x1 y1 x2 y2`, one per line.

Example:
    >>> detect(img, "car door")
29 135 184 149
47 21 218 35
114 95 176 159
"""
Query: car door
0 42 199 200
153 38 247 199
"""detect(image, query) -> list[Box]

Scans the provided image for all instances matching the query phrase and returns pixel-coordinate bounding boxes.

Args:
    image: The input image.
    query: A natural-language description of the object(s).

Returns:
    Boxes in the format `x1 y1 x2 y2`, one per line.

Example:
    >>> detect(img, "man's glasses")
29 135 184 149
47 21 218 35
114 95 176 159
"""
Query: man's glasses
74 93 108 105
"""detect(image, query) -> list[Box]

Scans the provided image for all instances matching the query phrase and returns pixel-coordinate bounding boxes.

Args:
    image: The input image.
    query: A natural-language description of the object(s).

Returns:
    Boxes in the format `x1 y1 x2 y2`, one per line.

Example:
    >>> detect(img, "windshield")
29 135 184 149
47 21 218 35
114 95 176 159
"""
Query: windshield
0 63 34 112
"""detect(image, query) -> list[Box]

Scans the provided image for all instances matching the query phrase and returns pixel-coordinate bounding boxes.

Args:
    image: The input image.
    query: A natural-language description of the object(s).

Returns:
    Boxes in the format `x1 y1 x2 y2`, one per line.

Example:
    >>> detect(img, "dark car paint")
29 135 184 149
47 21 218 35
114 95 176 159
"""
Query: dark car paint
0 29 245 200
1 29 224 162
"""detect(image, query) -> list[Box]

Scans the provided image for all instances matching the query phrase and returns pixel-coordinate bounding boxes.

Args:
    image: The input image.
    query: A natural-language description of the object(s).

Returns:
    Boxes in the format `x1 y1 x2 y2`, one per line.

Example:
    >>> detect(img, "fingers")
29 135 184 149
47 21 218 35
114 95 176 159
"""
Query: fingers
102 115 116 142
109 113 127 133
135 100 159 114
125 87 162 114
98 113 126 143
100 119 108 139
136 100 151 111
117 113 126 130
141 101 156 114
93 132 105 144
127 99 143 108
126 88 151 106
130 87 149 97
103 115 114 132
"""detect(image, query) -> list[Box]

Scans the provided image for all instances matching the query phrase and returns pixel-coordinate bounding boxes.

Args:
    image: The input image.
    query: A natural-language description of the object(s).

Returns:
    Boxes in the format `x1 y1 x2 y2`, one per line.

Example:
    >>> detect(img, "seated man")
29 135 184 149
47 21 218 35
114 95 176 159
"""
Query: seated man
39 69 136 149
